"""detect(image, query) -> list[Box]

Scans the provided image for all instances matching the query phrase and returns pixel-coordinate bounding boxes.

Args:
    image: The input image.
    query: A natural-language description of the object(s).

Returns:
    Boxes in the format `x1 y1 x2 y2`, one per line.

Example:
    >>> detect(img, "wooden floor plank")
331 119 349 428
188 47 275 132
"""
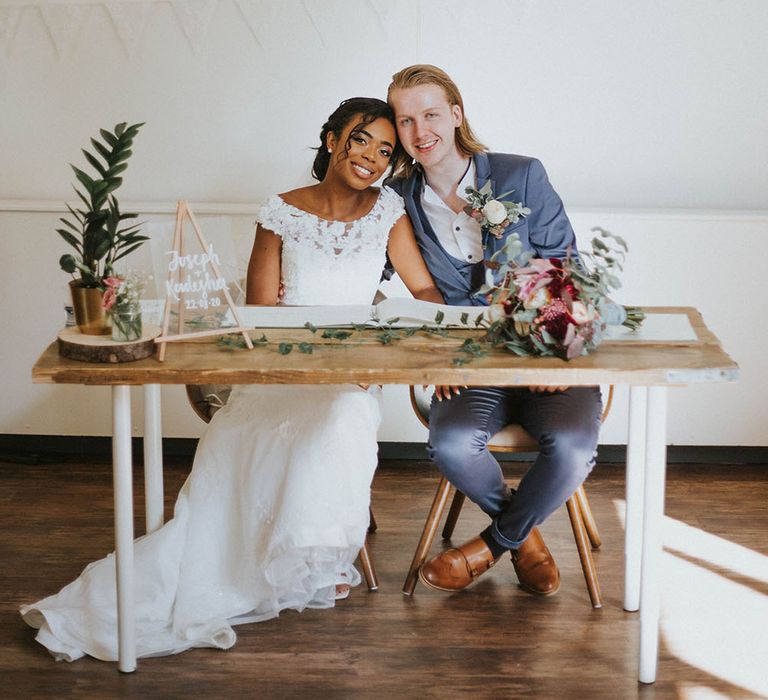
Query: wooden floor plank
1 458 766 699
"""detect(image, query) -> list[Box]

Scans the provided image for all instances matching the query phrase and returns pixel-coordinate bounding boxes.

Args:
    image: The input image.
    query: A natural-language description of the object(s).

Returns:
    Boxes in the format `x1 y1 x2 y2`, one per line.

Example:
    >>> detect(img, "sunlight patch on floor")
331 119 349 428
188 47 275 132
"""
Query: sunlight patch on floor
679 686 743 700
613 499 768 698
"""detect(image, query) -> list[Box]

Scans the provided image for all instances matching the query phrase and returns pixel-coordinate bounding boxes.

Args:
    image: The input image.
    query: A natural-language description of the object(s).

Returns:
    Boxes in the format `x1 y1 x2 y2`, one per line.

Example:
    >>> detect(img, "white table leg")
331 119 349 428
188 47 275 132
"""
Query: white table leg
112 385 136 673
143 384 164 534
624 386 647 612
639 386 668 684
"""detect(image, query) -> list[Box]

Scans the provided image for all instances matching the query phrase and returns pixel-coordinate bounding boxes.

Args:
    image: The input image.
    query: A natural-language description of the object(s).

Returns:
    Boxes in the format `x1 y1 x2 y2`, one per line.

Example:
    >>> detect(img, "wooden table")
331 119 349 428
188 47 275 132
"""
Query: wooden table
31 307 738 682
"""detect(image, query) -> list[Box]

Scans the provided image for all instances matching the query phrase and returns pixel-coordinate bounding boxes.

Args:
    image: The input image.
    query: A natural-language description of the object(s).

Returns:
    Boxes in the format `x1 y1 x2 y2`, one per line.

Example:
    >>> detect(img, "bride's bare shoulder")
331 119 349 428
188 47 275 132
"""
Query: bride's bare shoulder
278 186 320 210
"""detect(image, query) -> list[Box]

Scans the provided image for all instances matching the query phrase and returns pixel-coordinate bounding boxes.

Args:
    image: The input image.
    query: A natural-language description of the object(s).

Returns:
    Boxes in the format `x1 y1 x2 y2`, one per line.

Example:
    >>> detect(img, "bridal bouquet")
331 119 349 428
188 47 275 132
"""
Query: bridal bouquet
478 228 644 360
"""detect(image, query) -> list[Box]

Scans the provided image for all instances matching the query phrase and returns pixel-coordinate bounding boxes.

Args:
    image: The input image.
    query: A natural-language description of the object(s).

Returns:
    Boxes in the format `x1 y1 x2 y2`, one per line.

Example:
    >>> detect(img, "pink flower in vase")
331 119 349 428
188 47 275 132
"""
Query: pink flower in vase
101 277 123 310
102 288 117 310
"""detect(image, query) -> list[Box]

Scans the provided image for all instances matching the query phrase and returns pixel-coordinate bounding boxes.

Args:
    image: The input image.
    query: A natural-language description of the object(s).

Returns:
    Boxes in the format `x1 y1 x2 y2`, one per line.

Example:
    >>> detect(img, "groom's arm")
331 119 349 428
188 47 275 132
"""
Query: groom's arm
524 158 577 259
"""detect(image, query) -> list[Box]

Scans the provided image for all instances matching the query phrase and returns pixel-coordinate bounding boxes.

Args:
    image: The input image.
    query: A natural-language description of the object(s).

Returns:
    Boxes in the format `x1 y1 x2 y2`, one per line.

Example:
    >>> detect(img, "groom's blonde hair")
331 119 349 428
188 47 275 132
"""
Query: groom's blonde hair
387 64 487 179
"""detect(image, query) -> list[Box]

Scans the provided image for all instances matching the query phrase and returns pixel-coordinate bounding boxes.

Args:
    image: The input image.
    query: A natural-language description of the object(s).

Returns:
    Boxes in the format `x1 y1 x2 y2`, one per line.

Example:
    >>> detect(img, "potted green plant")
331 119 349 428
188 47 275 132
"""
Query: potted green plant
57 121 147 334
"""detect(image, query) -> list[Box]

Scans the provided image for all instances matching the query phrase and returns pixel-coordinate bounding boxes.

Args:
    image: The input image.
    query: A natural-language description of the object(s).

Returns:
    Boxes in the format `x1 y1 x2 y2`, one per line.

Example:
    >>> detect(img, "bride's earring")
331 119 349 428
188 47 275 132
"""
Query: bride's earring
328 148 332 154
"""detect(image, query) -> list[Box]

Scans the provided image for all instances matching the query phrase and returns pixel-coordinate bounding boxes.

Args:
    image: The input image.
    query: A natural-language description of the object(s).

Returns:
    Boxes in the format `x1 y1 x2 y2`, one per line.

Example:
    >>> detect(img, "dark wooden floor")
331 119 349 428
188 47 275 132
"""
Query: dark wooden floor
1 457 766 700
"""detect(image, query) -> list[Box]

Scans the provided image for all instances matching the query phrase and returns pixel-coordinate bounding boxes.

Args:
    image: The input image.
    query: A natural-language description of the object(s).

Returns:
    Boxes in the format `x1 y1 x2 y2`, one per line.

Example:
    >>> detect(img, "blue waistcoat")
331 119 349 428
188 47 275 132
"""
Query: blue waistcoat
388 152 577 306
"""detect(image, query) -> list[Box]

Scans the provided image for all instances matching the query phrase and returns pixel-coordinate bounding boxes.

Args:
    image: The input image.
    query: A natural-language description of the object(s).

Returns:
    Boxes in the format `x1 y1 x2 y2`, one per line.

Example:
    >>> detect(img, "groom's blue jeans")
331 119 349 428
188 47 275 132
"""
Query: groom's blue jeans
427 386 602 550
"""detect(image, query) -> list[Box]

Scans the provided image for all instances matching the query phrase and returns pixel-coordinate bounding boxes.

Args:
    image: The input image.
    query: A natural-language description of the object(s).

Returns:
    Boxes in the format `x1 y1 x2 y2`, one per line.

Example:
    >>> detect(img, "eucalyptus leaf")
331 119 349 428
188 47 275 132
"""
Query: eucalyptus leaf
321 329 352 340
504 342 531 356
612 234 628 250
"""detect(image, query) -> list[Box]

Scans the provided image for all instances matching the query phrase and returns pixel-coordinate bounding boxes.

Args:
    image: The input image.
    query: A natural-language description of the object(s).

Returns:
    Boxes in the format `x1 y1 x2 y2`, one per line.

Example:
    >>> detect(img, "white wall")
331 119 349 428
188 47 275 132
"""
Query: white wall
1 0 767 446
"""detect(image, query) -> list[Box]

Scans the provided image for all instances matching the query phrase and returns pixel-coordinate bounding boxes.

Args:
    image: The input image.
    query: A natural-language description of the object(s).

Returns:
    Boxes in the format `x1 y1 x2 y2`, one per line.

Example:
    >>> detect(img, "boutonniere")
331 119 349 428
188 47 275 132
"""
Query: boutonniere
463 181 531 246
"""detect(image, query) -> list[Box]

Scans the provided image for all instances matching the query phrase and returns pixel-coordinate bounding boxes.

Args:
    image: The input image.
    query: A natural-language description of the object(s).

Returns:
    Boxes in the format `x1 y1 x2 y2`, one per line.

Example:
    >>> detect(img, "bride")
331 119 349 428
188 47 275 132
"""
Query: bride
21 97 443 662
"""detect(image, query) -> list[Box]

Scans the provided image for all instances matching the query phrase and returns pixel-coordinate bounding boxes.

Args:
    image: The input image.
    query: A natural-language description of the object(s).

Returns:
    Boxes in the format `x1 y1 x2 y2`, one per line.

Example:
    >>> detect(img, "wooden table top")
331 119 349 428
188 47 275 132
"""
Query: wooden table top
32 307 739 387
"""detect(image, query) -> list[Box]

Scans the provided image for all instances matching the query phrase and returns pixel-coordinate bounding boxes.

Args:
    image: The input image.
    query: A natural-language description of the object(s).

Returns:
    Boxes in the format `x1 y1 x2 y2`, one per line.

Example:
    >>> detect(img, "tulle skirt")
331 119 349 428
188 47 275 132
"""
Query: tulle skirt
21 384 382 661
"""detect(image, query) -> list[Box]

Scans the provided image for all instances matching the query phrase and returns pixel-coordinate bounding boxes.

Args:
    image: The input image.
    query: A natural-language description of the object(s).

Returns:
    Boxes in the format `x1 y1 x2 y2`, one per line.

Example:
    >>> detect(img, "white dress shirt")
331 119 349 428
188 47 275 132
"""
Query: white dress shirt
421 160 484 264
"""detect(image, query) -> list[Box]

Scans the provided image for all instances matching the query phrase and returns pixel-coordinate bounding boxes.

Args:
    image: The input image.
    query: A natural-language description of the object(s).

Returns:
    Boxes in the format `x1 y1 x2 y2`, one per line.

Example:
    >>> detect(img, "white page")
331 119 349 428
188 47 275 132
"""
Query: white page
226 305 373 328
604 313 697 342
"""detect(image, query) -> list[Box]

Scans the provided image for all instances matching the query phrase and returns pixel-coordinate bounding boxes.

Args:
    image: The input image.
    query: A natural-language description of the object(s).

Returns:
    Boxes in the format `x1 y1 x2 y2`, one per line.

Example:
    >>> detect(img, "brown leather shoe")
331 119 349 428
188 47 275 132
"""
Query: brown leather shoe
419 536 499 592
510 527 560 596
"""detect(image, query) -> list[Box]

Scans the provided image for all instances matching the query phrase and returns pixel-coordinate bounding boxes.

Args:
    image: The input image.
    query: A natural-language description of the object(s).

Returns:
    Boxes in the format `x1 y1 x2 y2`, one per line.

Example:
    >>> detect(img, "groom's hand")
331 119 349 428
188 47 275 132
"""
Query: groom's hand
529 386 569 393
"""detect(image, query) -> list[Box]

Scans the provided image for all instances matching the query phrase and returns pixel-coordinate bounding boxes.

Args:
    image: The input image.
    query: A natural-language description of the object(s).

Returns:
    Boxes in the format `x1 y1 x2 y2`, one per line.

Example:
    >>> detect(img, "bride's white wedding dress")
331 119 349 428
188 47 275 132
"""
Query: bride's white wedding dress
21 187 406 662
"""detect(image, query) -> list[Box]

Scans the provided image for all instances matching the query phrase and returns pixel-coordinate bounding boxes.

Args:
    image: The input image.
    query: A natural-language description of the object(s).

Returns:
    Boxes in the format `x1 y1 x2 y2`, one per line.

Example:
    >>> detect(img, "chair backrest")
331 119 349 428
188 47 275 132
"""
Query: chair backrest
408 385 614 454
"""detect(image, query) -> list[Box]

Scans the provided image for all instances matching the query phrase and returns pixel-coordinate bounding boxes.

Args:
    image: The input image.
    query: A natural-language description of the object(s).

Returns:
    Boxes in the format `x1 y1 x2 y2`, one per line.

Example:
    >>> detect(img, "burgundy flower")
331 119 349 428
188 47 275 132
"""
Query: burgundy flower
536 298 576 341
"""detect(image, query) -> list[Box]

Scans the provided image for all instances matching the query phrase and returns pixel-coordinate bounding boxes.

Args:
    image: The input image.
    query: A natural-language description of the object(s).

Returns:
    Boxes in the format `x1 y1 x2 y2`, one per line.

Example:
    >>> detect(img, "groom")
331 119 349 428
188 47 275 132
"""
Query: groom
386 65 602 596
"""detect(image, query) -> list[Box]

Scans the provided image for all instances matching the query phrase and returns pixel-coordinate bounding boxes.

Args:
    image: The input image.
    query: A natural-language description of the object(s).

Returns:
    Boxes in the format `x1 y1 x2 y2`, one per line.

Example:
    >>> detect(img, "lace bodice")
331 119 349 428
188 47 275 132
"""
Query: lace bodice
256 187 405 305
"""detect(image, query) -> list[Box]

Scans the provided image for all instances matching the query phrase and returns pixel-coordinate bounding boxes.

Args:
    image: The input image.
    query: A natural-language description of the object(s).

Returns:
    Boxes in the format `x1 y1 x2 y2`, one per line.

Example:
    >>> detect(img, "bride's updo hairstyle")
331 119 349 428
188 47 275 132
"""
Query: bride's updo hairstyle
311 97 400 181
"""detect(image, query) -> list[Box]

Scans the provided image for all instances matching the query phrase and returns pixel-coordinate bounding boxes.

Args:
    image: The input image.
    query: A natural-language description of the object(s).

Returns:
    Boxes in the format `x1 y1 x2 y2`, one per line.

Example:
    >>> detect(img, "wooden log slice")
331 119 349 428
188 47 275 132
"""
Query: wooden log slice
58 325 161 363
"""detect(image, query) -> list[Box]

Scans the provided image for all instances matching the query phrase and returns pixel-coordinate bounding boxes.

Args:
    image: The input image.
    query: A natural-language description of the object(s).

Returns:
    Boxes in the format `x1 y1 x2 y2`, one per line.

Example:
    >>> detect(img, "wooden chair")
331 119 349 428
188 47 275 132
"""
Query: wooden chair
402 385 614 608
185 383 379 591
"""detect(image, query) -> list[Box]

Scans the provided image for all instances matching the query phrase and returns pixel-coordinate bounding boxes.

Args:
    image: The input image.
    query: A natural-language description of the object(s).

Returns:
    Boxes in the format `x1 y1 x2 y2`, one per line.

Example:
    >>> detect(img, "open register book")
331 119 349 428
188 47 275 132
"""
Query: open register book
227 297 502 329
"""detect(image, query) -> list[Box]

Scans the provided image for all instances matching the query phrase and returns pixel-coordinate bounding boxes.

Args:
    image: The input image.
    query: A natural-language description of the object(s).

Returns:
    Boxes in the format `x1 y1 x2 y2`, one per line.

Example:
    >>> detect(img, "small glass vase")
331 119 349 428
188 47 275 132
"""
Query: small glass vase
110 305 143 342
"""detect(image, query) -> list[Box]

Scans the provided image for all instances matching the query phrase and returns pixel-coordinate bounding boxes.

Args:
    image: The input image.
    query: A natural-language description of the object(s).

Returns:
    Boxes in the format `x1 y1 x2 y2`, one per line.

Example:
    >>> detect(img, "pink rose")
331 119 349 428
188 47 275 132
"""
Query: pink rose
102 287 117 310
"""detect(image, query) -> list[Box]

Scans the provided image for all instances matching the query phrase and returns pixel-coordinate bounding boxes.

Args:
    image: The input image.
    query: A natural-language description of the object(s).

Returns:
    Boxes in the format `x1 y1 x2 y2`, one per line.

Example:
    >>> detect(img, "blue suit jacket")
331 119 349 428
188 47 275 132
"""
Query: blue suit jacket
388 152 576 306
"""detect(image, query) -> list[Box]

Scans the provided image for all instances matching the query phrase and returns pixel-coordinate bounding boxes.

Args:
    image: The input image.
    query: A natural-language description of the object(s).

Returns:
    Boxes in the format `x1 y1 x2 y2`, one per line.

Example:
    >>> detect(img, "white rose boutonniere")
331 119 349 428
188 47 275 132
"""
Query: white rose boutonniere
481 199 508 226
464 181 531 246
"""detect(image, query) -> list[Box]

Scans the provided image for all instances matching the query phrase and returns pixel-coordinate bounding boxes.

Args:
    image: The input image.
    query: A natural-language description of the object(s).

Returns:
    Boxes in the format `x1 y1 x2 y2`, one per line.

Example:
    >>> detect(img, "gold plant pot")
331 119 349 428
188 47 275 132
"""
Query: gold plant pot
69 281 111 335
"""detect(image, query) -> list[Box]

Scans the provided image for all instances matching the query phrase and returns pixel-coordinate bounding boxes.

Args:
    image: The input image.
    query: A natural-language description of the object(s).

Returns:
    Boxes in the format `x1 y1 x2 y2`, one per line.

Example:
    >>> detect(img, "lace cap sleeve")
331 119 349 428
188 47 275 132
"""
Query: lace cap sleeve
255 195 289 238
378 186 406 232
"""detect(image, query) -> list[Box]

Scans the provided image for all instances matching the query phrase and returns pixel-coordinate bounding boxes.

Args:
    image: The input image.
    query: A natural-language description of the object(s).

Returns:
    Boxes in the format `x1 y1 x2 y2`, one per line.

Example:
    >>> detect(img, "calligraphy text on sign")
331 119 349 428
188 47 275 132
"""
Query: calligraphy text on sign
165 243 228 310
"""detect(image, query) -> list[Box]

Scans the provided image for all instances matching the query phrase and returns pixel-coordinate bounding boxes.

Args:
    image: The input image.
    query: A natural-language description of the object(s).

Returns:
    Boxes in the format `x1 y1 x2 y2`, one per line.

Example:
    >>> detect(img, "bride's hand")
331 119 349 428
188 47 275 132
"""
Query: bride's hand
432 384 465 401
